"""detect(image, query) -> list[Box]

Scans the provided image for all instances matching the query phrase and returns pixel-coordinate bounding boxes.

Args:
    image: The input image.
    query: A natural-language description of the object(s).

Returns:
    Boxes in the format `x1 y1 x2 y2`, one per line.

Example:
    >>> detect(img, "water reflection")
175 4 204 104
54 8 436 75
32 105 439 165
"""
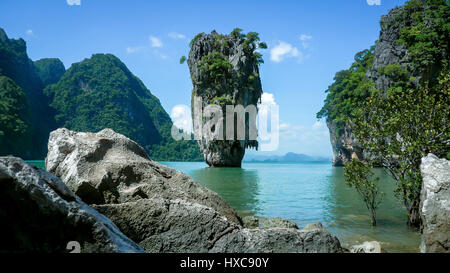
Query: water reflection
190 167 261 216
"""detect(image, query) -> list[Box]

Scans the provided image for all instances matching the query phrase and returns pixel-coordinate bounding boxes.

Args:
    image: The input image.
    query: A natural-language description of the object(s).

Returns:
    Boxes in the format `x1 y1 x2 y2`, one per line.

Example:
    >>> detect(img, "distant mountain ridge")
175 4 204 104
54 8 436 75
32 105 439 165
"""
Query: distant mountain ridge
0 27 202 161
244 152 331 162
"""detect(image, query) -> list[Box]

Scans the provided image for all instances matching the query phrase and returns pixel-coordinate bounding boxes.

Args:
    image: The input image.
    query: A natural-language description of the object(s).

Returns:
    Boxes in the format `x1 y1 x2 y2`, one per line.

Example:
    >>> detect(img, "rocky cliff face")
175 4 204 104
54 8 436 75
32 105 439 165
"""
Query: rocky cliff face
327 5 414 166
188 31 263 167
419 154 449 253
327 121 364 166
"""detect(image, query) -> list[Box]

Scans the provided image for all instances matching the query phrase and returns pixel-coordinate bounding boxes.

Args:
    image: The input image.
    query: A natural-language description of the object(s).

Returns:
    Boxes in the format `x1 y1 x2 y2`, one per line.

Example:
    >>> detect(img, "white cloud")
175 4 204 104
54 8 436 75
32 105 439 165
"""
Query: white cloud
270 41 302 63
171 105 192 133
149 36 163 48
25 29 33 36
126 46 145 54
300 34 312 41
67 0 81 6
367 0 381 6
168 32 186 39
260 92 276 106
258 92 279 133
300 34 313 49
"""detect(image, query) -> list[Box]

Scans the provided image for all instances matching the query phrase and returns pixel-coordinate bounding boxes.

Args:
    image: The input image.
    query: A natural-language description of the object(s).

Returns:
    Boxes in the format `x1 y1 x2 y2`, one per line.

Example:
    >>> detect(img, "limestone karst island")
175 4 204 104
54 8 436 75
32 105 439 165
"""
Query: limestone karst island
0 0 448 268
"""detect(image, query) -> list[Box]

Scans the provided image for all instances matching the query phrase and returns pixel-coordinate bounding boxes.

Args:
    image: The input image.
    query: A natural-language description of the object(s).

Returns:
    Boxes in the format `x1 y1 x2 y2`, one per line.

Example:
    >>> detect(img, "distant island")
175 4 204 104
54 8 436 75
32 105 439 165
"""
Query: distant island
244 152 331 163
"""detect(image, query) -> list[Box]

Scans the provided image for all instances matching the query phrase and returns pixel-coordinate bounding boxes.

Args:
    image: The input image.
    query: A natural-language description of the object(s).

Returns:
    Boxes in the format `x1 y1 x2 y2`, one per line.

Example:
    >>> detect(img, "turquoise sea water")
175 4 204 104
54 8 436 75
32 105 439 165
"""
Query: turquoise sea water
27 160 420 252
162 161 420 253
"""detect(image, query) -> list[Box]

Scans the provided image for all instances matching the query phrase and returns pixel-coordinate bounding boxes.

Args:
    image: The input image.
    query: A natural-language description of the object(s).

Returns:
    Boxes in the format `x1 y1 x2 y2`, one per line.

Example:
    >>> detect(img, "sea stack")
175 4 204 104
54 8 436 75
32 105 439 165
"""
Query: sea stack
187 30 264 167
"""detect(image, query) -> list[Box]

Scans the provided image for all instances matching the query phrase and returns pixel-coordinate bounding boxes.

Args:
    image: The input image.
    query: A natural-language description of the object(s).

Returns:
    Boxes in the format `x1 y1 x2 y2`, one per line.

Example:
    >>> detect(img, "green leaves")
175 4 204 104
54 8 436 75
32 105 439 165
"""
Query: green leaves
344 159 384 226
179 56 186 64
316 47 375 134
0 75 31 156
352 68 450 227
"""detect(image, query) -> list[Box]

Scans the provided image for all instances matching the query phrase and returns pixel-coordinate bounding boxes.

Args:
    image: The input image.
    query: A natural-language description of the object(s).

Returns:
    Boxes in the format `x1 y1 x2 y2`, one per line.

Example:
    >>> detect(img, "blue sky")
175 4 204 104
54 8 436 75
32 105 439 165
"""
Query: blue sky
0 0 407 157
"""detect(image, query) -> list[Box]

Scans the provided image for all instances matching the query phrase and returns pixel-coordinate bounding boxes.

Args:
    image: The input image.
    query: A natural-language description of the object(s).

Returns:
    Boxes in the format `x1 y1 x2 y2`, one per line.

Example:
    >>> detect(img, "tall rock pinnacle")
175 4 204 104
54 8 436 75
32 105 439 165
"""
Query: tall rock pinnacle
187 30 265 167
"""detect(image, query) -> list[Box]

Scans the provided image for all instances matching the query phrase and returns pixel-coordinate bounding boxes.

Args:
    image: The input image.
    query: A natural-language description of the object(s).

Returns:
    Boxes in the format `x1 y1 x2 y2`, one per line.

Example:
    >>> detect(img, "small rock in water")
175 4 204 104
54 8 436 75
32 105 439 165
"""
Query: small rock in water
350 241 382 253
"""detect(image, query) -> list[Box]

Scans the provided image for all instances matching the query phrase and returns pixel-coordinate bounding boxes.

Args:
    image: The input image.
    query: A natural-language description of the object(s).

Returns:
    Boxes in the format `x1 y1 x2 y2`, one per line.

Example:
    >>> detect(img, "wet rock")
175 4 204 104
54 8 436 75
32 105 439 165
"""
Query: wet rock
0 156 143 253
419 154 450 253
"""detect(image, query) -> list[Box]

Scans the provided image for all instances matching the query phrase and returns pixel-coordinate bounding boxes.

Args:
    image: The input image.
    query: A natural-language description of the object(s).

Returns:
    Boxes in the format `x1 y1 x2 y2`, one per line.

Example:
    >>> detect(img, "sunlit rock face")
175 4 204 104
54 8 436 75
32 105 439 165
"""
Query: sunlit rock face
187 31 263 167
420 154 450 253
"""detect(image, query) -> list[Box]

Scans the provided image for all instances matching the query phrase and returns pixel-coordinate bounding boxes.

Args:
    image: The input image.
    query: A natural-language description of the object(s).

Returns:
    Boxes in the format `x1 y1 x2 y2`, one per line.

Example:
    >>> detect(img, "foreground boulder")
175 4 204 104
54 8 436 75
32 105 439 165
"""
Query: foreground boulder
0 156 143 253
46 128 343 253
242 216 299 229
211 222 342 253
420 154 450 253
46 128 241 225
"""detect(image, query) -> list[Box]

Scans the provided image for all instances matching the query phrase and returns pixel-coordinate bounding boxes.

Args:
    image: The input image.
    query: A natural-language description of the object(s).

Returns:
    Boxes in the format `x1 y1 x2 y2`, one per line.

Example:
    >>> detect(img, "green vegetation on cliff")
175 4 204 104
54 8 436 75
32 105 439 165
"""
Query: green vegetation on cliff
34 58 66 86
45 53 202 161
316 47 375 133
397 0 450 82
318 0 450 227
0 27 55 158
0 76 31 156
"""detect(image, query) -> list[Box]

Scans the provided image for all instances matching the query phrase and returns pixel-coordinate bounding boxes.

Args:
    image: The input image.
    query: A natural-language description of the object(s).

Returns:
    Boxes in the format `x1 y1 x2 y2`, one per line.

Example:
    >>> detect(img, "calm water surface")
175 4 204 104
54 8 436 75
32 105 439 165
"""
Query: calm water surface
28 160 420 252
162 161 420 253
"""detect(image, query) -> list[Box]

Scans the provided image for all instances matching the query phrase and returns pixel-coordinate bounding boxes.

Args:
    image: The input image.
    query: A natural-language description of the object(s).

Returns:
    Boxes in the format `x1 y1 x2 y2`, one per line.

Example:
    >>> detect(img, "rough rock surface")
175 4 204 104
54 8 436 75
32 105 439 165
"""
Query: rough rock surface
419 154 450 253
46 128 343 253
188 31 262 167
327 121 364 166
0 156 143 253
211 222 342 253
242 216 299 229
92 198 239 253
350 241 382 253
242 216 260 228
326 5 416 166
46 128 241 225
366 5 414 91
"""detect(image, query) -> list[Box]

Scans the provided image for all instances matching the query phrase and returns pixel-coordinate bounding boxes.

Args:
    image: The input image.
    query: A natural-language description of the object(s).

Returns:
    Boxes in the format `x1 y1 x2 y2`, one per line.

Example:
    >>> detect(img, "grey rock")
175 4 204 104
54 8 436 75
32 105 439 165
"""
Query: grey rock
188 31 262 167
210 225 342 253
326 120 364 166
350 241 382 253
242 216 260 228
46 128 344 253
92 198 239 253
302 222 326 232
419 154 450 253
46 128 241 225
242 216 299 229
0 156 143 253
260 217 299 229
366 6 415 92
